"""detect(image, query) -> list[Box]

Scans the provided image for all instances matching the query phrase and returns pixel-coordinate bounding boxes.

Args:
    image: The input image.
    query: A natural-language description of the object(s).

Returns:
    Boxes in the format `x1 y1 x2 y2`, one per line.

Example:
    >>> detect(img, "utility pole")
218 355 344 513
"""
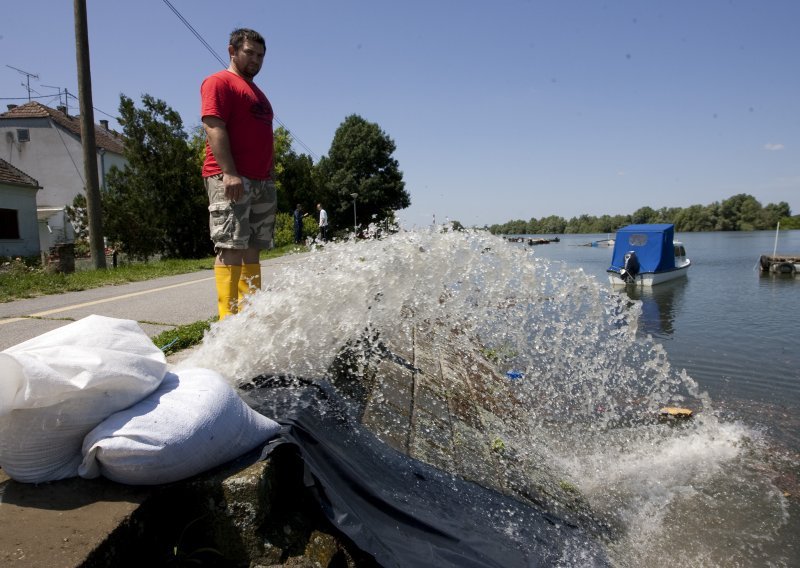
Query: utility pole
74 0 106 269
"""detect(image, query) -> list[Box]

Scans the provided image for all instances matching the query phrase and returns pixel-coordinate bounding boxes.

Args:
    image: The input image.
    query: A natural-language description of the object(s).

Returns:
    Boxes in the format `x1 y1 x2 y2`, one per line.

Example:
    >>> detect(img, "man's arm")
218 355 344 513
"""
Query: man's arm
203 116 244 202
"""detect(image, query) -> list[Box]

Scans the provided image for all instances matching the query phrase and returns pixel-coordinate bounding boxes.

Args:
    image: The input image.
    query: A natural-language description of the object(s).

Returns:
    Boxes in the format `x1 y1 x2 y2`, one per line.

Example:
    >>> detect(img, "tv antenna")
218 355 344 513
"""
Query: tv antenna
42 85 70 113
6 65 40 102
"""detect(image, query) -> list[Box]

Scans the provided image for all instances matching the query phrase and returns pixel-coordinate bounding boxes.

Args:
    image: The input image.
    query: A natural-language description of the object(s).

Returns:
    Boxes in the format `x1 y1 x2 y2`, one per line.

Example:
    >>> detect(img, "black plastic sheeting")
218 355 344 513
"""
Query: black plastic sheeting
247 378 610 568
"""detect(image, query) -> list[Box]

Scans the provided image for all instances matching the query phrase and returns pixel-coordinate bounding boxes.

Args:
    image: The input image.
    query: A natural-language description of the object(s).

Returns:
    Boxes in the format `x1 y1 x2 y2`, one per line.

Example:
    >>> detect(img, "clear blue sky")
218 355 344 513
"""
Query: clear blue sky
2 1 798 228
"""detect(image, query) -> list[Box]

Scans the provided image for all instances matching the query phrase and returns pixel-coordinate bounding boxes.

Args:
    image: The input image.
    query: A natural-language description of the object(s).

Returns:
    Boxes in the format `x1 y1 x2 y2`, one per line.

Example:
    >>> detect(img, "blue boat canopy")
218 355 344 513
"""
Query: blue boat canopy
609 224 676 273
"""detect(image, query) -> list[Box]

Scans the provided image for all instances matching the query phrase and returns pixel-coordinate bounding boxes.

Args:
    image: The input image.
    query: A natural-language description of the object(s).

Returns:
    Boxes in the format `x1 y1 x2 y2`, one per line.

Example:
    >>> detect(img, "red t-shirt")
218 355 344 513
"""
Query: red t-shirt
201 70 274 179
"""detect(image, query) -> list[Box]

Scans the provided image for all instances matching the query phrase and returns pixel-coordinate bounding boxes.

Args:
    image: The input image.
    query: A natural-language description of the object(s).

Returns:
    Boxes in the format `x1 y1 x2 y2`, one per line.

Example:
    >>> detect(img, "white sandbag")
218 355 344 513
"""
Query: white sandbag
79 367 281 485
0 315 166 483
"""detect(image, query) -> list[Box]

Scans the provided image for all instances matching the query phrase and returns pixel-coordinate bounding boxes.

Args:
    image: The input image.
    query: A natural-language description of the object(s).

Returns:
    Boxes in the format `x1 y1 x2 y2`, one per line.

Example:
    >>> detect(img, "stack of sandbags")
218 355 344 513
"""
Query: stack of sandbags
80 367 280 485
0 315 167 483
0 315 280 485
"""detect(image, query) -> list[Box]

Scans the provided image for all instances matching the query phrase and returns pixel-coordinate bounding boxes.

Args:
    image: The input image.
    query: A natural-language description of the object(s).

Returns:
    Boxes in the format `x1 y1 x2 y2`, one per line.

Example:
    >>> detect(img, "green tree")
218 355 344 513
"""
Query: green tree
539 215 567 234
673 204 714 232
187 124 206 167
631 206 658 225
315 114 409 230
489 195 792 234
718 194 761 230
277 143 317 216
565 214 595 234
656 207 679 223
780 215 800 229
759 201 791 229
275 126 320 212
104 94 210 260
505 219 528 234
596 215 619 233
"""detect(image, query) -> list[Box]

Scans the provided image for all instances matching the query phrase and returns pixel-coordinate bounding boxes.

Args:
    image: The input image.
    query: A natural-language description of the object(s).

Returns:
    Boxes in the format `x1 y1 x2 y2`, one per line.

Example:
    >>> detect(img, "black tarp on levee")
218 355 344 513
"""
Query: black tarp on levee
248 378 609 568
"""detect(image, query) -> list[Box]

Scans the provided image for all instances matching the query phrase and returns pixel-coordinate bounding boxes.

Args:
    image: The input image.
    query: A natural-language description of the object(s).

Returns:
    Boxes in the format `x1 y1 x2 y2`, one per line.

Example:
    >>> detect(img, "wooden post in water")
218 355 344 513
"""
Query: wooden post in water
772 222 780 259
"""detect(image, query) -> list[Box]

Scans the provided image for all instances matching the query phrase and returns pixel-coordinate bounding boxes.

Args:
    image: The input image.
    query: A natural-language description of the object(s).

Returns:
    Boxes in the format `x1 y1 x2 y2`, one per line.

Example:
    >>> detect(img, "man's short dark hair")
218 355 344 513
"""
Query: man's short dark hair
229 28 265 51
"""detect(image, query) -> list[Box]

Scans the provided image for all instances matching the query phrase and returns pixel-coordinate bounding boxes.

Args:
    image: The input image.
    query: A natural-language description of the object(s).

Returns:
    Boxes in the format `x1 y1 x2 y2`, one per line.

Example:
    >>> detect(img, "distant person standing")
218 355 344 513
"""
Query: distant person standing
317 203 328 242
293 204 307 244
201 28 277 320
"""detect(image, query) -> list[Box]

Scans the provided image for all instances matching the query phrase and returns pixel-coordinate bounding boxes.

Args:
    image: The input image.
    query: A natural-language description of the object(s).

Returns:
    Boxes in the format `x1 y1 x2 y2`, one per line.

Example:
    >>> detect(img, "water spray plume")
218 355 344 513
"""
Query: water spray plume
181 227 792 566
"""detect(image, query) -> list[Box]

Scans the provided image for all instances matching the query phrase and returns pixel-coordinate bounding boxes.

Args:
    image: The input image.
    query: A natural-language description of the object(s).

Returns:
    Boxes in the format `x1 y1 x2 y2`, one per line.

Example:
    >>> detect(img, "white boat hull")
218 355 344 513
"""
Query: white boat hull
608 259 691 287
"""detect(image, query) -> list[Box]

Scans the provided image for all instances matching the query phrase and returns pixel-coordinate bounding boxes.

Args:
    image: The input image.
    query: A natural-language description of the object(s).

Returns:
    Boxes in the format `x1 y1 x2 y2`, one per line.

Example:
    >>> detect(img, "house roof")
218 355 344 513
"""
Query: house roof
0 157 40 188
0 101 125 155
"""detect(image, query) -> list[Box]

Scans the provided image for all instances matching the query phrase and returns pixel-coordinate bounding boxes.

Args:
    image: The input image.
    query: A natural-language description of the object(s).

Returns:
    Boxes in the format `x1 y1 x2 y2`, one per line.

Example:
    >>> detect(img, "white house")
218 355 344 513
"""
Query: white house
0 158 41 257
0 101 126 252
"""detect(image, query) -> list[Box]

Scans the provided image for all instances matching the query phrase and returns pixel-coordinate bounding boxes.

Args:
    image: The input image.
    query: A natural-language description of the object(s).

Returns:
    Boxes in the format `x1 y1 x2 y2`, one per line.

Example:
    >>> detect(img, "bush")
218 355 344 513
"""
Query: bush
0 255 41 270
780 216 800 230
73 239 91 258
273 212 320 247
274 213 293 248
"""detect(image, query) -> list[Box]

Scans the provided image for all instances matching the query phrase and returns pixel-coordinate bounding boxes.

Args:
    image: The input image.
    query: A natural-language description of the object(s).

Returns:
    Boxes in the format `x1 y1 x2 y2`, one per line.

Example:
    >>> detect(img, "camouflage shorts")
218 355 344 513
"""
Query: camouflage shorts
205 174 277 250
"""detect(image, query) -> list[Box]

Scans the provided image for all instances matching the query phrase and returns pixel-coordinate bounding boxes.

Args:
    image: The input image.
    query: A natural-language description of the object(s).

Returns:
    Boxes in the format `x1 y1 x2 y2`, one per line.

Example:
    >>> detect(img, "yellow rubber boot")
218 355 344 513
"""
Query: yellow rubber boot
214 265 241 320
238 263 262 311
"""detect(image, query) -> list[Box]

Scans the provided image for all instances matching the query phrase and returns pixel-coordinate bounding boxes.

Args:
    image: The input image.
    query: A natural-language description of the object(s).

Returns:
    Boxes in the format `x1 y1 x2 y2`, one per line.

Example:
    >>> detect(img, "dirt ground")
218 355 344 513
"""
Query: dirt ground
0 469 151 568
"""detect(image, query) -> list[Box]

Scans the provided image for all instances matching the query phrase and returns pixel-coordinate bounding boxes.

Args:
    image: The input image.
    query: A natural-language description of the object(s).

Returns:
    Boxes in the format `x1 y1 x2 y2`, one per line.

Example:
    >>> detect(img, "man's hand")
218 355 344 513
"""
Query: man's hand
222 173 245 203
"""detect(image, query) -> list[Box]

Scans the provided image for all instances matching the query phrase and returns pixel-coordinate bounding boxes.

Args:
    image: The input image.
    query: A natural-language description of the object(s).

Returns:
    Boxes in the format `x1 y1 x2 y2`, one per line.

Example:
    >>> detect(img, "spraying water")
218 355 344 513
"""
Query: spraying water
182 227 793 567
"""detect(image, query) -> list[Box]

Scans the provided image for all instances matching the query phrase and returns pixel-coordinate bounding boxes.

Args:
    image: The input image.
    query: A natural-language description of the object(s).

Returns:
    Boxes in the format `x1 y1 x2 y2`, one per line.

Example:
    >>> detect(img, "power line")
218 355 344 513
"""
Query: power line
64 90 118 121
0 95 54 100
161 0 226 68
160 0 320 161
274 117 319 162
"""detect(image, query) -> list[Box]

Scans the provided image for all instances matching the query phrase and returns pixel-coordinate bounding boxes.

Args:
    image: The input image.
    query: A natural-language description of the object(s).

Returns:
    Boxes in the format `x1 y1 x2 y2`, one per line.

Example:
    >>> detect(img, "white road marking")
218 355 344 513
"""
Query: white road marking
0 276 214 325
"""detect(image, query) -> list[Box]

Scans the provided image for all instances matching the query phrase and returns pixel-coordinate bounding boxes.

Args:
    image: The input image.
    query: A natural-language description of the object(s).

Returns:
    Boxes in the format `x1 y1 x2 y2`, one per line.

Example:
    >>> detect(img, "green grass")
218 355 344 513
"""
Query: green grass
0 257 214 303
0 245 305 303
152 318 216 355
1 245 307 354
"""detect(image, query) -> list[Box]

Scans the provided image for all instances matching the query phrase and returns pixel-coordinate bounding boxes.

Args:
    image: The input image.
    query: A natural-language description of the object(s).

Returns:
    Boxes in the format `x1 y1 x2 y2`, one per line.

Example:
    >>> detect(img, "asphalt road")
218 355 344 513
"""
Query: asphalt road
0 256 303 351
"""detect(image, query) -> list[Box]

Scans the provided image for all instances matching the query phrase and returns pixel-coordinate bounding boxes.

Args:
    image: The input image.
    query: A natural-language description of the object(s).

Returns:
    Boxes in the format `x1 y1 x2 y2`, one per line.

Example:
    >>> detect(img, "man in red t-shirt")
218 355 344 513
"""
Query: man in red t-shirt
201 28 277 320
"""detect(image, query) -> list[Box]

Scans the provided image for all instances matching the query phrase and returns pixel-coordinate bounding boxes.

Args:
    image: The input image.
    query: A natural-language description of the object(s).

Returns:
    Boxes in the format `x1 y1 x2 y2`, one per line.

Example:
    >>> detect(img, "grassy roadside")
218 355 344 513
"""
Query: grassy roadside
152 318 216 355
0 257 215 303
0 245 305 303
2 244 307 355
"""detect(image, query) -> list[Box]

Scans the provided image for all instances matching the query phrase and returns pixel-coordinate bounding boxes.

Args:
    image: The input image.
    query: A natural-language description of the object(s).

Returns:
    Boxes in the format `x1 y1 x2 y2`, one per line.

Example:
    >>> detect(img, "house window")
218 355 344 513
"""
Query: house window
16 129 30 143
0 208 21 239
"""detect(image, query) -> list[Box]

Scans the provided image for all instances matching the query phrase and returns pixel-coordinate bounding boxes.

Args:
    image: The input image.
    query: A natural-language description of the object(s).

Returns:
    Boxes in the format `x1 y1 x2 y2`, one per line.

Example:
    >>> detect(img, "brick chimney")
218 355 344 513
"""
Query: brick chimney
99 119 109 130
57 105 68 115
6 104 18 111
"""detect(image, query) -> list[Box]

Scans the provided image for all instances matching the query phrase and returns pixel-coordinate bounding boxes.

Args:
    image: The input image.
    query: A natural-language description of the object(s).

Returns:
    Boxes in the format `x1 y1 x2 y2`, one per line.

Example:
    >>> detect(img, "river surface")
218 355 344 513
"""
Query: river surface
516 230 800 450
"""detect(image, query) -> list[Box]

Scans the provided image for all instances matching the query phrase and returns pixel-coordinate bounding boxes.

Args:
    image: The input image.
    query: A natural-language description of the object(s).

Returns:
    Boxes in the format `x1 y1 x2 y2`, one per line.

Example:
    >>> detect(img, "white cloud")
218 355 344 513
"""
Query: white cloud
764 143 785 151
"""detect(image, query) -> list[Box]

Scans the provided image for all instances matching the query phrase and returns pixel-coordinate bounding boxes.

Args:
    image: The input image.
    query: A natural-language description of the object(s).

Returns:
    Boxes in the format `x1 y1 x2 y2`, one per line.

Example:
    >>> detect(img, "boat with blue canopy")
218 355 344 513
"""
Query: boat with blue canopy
607 224 690 286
